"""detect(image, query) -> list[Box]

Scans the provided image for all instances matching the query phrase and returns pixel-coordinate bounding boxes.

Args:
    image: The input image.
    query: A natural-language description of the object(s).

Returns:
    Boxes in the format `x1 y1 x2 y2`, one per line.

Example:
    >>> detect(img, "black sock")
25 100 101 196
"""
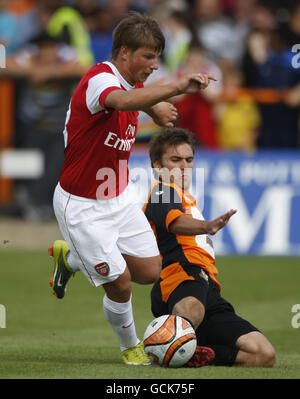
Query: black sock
208 344 239 366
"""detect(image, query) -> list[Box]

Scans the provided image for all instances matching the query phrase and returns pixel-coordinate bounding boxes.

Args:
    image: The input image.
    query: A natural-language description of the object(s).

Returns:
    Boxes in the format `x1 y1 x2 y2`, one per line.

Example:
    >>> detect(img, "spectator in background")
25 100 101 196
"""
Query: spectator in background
228 0 258 63
4 0 39 48
146 0 187 19
173 41 223 149
36 0 94 68
74 0 100 31
191 0 248 68
86 6 115 64
135 34 223 148
242 22 300 148
161 10 195 72
279 1 300 48
248 1 277 31
283 2 300 111
0 0 20 55
100 0 131 27
216 65 260 151
3 33 88 220
75 0 137 65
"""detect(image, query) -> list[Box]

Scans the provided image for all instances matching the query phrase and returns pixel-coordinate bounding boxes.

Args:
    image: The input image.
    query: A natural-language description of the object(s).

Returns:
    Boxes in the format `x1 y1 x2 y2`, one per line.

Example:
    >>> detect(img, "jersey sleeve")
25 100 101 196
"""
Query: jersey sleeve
86 72 121 114
144 183 184 231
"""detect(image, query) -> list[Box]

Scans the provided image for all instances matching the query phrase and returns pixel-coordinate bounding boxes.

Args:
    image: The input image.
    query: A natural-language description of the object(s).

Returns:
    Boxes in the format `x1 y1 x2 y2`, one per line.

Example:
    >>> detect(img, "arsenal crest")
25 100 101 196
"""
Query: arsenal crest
95 262 110 276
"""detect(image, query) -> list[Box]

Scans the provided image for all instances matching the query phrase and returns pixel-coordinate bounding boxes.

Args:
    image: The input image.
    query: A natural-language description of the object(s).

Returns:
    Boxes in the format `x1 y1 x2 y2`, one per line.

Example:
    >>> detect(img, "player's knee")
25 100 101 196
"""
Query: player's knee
172 297 205 330
252 337 276 368
138 258 161 284
124 255 161 284
140 270 160 284
238 332 276 368
258 345 276 368
103 268 132 302
149 258 162 282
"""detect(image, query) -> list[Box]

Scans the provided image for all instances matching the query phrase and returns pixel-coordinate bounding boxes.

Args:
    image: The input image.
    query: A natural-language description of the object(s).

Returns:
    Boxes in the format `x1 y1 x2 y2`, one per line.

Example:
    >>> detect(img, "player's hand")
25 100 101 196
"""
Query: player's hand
150 101 178 127
207 209 237 235
176 73 217 95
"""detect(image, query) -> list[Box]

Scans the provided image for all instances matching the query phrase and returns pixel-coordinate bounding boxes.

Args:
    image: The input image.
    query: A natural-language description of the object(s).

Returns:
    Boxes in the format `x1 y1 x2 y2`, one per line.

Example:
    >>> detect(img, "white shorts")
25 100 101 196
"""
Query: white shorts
53 183 159 287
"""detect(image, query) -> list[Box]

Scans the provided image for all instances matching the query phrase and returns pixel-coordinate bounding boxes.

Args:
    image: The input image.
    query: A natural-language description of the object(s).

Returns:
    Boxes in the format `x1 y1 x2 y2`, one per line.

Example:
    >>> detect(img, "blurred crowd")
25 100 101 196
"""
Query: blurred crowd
0 0 300 220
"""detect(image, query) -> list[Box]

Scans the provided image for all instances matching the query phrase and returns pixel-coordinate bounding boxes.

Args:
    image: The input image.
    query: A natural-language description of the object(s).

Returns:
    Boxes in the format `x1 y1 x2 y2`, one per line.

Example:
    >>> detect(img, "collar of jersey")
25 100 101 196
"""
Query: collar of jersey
103 61 135 91
155 179 195 202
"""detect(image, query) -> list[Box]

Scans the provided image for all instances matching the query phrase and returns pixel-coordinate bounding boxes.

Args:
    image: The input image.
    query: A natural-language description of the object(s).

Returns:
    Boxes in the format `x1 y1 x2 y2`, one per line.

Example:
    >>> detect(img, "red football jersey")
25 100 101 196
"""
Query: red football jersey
59 61 143 199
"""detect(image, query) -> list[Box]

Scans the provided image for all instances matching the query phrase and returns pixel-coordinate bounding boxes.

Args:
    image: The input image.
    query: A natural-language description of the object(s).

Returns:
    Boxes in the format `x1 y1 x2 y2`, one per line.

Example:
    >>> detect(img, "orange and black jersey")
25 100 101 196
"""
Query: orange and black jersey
143 180 220 291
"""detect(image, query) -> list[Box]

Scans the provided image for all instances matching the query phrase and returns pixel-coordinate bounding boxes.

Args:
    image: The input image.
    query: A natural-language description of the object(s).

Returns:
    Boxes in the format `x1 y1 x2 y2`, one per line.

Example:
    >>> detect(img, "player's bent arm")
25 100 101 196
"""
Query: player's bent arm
104 84 180 111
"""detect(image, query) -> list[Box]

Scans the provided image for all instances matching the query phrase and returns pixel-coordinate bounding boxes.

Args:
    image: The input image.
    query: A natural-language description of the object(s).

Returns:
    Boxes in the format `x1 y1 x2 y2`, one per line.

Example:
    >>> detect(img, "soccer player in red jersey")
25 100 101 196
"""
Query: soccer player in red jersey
50 12 216 365
144 127 276 367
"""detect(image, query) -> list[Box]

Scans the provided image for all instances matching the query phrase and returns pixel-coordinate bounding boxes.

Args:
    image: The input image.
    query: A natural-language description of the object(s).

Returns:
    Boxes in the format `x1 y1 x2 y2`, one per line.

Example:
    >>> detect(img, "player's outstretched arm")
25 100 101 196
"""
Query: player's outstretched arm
169 209 237 236
104 73 217 112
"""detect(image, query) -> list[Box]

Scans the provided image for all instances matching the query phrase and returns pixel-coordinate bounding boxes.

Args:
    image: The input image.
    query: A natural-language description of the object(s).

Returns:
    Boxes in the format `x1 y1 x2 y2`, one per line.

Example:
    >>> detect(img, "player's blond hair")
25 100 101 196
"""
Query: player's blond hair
111 12 165 60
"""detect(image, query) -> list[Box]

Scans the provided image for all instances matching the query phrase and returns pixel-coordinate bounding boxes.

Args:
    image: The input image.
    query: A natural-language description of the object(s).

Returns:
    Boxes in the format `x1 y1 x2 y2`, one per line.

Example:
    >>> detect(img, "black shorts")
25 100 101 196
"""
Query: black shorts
151 264 259 346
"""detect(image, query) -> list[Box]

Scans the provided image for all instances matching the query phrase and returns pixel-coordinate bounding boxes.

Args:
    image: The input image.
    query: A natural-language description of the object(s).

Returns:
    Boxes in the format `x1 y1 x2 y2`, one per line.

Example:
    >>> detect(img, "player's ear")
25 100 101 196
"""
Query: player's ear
152 160 162 169
119 45 130 61
152 160 162 180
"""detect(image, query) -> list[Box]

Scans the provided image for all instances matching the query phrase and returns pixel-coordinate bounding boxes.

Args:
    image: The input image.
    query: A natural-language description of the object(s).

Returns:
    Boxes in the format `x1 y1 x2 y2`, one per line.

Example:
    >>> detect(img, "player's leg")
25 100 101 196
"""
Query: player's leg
50 185 82 298
151 265 208 330
234 331 276 367
102 266 150 365
151 267 215 367
152 280 206 344
110 202 162 364
171 295 217 368
122 254 161 284
196 288 275 367
117 200 161 284
72 230 150 365
172 296 205 330
169 280 215 367
165 265 210 330
52 184 150 364
49 239 76 299
98 253 150 365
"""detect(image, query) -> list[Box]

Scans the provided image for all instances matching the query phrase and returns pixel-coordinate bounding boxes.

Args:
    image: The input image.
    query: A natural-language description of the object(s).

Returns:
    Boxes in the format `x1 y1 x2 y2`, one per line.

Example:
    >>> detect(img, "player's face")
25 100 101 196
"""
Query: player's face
122 46 160 84
154 143 194 190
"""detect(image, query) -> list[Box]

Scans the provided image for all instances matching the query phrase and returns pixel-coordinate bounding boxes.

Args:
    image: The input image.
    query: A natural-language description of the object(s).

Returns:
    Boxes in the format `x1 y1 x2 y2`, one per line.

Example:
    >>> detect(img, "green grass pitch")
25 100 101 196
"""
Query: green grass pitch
0 249 300 379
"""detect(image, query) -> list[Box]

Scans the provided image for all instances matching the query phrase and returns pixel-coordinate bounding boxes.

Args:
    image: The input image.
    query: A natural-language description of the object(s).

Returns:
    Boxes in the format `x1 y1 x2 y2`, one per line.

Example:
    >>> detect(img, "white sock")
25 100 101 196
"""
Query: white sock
66 251 81 272
102 294 140 352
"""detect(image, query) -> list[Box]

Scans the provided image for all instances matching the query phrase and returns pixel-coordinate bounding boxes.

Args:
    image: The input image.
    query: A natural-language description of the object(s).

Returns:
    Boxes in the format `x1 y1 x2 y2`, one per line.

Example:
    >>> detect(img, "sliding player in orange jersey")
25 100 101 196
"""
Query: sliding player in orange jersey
143 128 276 367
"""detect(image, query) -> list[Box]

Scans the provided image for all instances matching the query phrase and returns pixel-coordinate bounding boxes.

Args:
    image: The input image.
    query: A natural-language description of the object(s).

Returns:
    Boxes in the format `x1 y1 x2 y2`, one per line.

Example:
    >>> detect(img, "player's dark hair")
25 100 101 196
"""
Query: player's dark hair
149 127 196 168
111 12 165 60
